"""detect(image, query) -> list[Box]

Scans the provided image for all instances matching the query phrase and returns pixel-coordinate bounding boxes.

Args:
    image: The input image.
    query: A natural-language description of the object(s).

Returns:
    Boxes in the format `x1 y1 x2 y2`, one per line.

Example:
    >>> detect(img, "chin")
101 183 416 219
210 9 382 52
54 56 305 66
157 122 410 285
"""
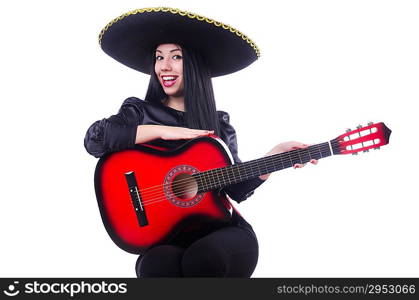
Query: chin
164 88 184 97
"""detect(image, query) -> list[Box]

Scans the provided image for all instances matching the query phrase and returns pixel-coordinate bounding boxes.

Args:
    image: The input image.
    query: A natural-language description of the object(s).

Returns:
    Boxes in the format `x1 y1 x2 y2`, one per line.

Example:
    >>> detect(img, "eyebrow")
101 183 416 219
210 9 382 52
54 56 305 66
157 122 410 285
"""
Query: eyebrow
155 48 181 53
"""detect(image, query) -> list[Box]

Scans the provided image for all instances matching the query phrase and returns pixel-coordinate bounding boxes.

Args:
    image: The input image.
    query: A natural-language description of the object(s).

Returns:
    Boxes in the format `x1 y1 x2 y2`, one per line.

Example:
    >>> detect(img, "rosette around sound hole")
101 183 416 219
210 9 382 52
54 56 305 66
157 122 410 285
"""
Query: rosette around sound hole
164 165 204 207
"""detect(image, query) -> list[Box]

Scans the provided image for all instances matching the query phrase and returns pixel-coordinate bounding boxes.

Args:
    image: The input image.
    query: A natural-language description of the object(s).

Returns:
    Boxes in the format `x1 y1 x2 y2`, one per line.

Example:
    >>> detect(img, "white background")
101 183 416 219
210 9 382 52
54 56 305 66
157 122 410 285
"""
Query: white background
1 0 418 277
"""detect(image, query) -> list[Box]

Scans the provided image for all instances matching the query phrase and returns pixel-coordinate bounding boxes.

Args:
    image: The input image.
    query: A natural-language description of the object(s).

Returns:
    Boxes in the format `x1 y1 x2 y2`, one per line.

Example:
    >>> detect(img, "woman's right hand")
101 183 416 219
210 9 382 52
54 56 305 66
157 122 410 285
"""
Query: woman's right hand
160 126 214 140
136 125 214 144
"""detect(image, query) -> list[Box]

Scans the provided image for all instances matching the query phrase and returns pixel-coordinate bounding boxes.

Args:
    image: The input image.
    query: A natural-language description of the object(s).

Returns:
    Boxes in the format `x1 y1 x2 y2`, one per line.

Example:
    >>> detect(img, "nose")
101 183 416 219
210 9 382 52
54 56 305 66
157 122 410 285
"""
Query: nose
160 58 172 71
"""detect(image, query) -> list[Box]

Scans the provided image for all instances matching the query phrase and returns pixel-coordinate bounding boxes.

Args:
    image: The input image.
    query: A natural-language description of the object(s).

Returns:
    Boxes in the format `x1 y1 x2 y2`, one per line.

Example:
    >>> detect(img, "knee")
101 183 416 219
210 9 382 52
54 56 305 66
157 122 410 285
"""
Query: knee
136 245 184 277
181 243 227 277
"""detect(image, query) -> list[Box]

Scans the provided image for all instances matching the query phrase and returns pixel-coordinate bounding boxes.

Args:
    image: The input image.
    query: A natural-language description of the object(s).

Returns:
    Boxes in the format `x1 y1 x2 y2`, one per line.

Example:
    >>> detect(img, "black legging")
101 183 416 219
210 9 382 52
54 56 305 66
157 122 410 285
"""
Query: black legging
135 225 258 277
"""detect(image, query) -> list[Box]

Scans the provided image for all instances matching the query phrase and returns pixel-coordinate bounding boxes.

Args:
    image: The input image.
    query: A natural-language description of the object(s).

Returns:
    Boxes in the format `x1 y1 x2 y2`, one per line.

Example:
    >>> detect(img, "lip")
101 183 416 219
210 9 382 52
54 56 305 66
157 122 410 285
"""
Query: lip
160 75 179 88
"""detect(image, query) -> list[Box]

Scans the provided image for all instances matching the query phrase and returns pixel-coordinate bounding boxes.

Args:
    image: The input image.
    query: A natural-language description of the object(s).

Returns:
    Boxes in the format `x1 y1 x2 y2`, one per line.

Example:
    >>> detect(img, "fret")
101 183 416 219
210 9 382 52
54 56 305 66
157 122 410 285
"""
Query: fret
210 169 217 189
271 154 277 174
296 149 303 164
211 169 221 189
251 160 260 179
255 160 262 178
226 165 233 185
197 141 334 192
236 163 243 183
263 156 269 176
225 167 231 185
278 153 285 170
210 168 216 189
218 168 225 187
254 159 264 178
205 169 212 190
254 160 261 178
307 147 312 160
290 150 301 165
261 156 269 176
262 159 268 176
244 161 252 179
242 160 254 181
299 148 311 164
316 144 323 159
287 151 293 166
249 162 256 180
200 170 208 191
199 173 206 191
281 152 293 169
266 155 279 173
308 145 320 160
226 165 234 185
232 165 238 183
222 167 229 186
230 166 235 184
204 172 210 190
229 165 235 184
320 142 332 157
236 164 244 184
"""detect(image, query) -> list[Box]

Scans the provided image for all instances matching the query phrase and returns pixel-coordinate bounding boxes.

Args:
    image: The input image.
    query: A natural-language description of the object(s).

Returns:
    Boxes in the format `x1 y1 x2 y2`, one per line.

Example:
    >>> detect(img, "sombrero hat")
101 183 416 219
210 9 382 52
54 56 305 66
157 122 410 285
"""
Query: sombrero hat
99 7 260 77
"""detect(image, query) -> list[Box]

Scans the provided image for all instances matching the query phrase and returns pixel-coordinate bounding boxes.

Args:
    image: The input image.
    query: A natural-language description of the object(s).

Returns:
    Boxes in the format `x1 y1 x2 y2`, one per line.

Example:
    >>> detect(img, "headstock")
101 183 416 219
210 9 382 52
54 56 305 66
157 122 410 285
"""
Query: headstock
331 122 391 155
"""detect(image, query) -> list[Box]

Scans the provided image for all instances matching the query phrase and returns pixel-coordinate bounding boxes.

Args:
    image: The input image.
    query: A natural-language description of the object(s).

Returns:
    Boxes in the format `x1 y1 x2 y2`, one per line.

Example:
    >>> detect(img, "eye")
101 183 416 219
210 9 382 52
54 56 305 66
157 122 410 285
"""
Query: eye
172 55 182 60
155 55 163 61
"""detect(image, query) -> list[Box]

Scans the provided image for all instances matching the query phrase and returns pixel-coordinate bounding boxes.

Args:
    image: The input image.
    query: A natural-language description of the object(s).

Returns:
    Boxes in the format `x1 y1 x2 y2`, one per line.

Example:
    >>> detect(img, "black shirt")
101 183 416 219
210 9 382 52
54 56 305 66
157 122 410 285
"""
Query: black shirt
84 97 265 240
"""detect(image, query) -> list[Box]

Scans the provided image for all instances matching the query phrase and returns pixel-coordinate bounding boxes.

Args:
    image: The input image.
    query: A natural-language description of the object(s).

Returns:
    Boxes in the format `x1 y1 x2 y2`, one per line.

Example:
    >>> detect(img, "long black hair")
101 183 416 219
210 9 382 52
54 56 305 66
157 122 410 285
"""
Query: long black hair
144 46 221 136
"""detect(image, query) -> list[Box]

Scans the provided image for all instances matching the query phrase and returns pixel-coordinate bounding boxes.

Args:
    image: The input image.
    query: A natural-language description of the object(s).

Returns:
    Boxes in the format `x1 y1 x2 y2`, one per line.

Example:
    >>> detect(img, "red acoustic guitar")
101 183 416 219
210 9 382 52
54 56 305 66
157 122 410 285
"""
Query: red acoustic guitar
94 122 391 253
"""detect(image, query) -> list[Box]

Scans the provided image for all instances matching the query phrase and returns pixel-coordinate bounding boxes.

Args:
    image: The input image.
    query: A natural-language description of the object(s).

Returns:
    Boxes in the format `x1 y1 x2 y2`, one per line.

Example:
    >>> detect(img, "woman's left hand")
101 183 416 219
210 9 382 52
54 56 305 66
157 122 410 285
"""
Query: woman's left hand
259 141 318 180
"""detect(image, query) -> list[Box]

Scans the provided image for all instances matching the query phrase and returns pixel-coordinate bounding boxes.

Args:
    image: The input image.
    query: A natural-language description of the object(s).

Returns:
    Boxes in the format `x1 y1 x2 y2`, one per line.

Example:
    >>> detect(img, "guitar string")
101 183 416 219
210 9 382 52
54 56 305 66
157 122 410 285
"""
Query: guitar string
130 143 339 208
140 139 380 208
136 142 339 205
135 142 338 197
136 144 340 209
136 142 336 199
109 129 381 210
122 127 377 202
137 142 339 206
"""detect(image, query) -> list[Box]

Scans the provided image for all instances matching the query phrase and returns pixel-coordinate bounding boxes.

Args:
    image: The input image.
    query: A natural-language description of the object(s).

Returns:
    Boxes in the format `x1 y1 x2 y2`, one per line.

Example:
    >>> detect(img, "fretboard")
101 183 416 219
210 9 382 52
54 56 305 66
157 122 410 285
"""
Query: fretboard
194 141 337 192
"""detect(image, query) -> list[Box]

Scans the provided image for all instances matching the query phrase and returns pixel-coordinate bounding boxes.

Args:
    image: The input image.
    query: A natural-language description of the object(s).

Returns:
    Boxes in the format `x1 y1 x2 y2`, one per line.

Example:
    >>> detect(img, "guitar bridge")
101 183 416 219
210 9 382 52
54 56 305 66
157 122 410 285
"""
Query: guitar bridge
125 171 148 227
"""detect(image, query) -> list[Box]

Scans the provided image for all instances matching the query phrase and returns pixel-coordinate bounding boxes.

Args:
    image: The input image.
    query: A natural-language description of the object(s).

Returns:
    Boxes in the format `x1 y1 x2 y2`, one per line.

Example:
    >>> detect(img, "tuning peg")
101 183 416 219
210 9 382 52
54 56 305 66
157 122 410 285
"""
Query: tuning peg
368 122 373 126
356 125 363 129
363 149 369 153
352 152 358 155
346 128 351 133
374 147 380 150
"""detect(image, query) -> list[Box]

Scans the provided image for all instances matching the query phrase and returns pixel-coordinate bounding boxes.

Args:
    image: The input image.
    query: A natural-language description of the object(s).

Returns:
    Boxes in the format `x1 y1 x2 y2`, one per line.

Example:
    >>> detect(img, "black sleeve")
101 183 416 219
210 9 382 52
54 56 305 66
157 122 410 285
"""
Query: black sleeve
217 111 266 203
84 97 144 158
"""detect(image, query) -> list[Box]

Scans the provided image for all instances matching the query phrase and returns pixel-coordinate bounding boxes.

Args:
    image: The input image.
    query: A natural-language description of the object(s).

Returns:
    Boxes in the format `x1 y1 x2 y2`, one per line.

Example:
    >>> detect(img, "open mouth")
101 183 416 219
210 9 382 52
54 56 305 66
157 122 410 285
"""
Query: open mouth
161 75 179 87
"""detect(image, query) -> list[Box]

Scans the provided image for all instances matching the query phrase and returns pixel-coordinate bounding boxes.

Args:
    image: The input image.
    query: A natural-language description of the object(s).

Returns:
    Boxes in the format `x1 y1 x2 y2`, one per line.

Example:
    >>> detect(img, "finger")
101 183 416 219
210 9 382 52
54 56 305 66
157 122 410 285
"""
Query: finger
293 163 306 169
196 130 214 134
310 159 318 165
193 130 207 135
204 130 214 136
194 130 214 137
291 142 309 149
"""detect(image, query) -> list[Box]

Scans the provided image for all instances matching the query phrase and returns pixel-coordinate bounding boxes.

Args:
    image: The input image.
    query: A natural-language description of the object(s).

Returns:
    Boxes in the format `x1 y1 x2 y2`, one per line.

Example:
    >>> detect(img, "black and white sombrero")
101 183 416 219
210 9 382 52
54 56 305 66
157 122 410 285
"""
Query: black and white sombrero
99 7 260 77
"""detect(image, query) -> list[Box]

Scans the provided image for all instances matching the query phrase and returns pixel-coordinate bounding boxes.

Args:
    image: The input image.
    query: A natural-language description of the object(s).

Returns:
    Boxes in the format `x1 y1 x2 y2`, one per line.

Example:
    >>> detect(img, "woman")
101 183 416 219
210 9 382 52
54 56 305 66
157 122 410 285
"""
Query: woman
85 7 316 277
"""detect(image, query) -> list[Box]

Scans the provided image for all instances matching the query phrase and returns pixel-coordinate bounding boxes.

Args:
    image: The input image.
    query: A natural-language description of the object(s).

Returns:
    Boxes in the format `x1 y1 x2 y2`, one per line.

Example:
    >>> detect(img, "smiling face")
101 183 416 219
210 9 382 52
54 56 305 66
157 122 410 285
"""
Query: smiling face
154 44 184 97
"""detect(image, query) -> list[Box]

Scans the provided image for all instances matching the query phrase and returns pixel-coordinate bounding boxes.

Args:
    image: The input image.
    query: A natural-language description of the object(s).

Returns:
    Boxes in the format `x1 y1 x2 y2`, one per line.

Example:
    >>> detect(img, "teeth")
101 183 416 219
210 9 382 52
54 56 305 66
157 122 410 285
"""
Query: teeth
162 76 176 80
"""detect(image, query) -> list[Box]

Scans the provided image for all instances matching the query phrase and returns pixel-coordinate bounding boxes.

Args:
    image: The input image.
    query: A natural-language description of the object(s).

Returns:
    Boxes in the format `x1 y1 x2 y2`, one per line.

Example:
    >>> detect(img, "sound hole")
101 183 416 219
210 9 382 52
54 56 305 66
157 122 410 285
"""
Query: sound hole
171 173 198 200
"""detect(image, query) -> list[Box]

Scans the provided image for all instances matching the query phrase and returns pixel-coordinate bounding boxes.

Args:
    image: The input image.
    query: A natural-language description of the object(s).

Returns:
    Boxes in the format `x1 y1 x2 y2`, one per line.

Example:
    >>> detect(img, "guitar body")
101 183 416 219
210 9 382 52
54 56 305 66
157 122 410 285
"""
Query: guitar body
94 136 234 254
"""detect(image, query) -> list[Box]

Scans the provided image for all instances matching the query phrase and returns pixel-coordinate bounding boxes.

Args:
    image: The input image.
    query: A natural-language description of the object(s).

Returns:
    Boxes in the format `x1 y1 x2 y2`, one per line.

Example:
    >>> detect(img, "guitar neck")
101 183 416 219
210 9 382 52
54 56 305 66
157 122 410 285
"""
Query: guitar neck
195 140 338 192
